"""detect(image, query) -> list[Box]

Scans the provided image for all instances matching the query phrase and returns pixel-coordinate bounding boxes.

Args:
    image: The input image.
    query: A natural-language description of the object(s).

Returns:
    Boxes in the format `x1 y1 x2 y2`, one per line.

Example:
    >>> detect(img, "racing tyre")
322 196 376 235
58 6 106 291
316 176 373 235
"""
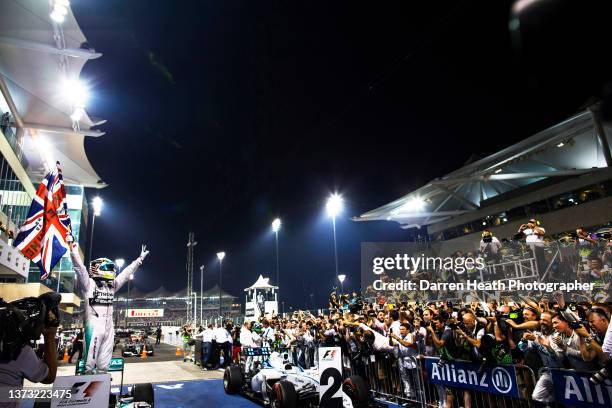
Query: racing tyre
343 375 369 408
273 380 297 408
132 383 154 406
223 365 243 394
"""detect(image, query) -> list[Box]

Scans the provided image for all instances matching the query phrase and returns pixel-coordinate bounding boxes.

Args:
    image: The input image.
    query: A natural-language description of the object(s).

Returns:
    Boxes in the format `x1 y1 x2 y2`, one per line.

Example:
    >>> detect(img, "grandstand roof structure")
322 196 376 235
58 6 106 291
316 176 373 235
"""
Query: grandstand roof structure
0 0 106 188
355 108 612 230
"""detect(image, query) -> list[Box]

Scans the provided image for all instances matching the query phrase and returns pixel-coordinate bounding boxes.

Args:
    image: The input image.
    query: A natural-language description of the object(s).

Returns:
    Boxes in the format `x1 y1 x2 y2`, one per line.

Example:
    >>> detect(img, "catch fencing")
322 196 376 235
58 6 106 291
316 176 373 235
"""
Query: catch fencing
345 353 538 408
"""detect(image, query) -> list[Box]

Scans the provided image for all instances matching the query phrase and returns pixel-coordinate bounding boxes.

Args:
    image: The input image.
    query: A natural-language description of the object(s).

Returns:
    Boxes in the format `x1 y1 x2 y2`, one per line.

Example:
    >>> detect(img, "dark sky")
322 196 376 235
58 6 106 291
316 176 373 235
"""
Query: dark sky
71 0 611 308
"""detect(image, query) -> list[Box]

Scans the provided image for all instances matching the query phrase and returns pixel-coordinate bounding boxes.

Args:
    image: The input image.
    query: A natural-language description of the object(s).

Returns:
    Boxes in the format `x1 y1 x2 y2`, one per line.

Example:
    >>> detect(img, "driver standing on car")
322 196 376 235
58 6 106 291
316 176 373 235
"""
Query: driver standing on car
69 238 149 373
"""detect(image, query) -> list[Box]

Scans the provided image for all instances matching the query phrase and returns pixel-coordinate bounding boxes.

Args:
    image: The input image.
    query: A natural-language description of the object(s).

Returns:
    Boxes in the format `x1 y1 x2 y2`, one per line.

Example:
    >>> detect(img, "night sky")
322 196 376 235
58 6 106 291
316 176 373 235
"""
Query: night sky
71 0 611 308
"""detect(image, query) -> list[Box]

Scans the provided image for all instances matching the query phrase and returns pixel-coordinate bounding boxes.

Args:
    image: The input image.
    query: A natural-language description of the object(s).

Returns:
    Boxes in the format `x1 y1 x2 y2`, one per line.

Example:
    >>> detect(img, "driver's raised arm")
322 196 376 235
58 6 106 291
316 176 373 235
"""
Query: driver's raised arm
115 245 150 290
69 242 90 293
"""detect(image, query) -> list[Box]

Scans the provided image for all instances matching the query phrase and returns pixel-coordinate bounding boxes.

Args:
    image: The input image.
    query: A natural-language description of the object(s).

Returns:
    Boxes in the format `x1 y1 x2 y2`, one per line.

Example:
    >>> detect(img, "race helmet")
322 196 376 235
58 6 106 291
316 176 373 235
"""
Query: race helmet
89 258 116 280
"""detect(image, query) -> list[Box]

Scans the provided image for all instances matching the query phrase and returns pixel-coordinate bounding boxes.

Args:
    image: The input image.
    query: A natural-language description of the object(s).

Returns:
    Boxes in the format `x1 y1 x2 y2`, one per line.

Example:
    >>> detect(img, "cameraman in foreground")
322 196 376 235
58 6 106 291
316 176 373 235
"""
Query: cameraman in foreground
0 292 61 391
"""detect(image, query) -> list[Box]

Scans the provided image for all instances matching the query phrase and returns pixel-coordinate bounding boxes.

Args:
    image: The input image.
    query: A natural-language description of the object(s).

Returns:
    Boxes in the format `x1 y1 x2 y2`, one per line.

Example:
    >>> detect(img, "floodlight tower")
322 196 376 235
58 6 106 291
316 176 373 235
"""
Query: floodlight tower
186 233 197 325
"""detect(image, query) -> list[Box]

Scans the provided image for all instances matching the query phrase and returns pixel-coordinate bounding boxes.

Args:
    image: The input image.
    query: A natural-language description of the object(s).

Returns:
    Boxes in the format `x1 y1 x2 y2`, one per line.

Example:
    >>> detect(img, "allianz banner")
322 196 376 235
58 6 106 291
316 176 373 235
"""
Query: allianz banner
424 357 519 398
550 368 612 408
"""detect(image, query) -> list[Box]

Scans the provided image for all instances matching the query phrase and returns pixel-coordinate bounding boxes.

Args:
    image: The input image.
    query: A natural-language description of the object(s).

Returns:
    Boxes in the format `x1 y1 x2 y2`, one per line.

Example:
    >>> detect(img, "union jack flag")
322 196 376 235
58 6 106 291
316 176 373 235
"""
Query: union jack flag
13 162 72 279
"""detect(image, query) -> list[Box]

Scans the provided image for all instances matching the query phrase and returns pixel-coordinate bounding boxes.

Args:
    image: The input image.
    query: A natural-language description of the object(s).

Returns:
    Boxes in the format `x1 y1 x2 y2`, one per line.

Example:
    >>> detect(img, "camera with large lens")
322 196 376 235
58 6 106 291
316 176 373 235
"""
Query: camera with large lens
0 292 61 361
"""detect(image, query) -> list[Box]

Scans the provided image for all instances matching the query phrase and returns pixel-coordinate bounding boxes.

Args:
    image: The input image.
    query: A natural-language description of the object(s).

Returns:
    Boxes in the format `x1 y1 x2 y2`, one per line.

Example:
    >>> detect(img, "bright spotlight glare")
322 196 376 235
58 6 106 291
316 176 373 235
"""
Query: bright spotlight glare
272 218 281 233
338 274 346 283
50 9 65 23
326 194 343 218
92 196 103 216
70 107 85 122
63 79 89 108
115 258 125 268
216 251 226 261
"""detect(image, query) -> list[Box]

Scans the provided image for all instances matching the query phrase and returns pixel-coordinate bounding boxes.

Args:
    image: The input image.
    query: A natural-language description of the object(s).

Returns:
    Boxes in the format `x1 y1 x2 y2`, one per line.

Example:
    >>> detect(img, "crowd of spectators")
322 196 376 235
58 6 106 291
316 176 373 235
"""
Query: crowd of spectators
219 288 612 407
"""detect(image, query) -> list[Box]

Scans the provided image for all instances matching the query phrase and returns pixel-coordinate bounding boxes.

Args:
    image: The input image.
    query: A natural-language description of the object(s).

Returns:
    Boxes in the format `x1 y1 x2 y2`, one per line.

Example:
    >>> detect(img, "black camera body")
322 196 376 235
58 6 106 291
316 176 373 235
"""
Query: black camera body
0 292 61 361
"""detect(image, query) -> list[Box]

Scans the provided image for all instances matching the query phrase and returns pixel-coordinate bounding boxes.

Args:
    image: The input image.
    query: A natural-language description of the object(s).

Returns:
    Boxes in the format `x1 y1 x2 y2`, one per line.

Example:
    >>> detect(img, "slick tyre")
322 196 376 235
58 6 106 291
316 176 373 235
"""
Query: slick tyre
343 375 370 408
223 365 243 394
132 383 154 406
273 380 297 408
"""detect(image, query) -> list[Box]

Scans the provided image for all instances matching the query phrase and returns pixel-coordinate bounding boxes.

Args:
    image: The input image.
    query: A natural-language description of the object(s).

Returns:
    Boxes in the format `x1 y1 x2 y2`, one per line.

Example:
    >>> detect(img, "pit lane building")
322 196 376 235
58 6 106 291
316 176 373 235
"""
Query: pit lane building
355 108 612 251
0 1 106 318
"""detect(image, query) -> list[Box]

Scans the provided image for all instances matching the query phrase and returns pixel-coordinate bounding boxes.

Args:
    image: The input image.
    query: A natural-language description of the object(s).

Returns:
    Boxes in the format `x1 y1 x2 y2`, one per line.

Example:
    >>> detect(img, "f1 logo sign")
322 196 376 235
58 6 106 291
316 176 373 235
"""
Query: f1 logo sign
321 350 337 360
318 347 342 408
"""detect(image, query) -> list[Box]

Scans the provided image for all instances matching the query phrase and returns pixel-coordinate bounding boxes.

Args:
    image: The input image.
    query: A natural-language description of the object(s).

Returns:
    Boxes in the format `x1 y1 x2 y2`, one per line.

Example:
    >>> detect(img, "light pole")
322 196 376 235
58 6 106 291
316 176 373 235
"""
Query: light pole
88 196 103 263
326 194 343 294
192 292 198 327
200 265 204 327
338 274 346 297
271 218 281 287
216 252 225 326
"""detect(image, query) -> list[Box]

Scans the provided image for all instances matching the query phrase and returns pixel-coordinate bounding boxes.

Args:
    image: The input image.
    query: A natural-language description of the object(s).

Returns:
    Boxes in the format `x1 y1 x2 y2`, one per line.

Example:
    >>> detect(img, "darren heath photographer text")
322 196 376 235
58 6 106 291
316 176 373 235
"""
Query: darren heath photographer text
370 255 593 292
372 279 593 292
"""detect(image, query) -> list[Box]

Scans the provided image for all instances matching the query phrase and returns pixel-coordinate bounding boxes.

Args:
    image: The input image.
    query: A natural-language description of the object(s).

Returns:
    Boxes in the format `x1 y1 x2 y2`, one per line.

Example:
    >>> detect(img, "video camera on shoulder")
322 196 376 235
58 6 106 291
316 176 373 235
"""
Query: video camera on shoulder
0 292 61 361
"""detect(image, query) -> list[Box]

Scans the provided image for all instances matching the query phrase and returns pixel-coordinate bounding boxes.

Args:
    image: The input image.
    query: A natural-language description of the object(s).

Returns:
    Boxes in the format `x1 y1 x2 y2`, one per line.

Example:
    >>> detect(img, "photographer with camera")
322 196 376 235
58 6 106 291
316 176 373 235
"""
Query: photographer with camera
0 292 62 395
479 229 502 264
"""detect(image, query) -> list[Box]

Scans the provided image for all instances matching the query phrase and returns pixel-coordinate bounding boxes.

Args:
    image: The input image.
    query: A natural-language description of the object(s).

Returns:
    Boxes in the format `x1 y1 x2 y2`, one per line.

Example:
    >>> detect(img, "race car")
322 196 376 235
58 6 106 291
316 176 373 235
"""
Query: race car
121 335 154 357
223 347 370 408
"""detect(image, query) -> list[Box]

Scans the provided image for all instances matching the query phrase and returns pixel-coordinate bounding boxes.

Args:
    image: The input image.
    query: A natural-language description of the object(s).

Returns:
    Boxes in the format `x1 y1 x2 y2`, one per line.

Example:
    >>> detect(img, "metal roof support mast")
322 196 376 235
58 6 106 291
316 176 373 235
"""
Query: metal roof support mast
589 104 612 167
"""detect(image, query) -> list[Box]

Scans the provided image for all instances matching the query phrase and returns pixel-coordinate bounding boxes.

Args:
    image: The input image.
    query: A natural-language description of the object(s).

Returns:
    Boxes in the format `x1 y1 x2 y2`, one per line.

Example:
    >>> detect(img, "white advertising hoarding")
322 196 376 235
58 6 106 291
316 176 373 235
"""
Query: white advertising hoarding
126 308 164 318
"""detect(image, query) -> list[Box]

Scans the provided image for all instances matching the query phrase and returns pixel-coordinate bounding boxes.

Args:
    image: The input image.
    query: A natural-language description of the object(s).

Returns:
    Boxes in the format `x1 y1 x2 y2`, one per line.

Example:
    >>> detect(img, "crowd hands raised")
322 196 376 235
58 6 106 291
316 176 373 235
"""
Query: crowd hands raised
225 288 612 406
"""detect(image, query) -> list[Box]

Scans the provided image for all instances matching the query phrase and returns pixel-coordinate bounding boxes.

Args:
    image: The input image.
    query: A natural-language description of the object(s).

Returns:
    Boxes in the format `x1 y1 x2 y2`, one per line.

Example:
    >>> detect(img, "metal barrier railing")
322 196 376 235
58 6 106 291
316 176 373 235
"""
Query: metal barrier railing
347 353 538 408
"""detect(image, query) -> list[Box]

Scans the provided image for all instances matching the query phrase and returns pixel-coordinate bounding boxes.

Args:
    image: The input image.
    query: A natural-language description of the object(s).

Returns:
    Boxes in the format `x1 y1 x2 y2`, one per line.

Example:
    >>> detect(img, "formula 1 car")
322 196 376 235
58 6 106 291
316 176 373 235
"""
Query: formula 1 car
223 347 370 408
121 335 154 357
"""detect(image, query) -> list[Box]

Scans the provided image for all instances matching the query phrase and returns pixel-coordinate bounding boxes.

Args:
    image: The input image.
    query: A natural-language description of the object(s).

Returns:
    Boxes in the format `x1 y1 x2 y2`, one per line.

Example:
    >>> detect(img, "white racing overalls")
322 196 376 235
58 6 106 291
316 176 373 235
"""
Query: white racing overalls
71 249 143 373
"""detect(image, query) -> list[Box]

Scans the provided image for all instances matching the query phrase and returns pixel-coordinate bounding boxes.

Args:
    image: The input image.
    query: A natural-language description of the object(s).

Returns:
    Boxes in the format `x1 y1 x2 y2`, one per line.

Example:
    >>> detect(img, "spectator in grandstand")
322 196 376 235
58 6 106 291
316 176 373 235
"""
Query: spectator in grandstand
479 228 502 263
518 218 546 244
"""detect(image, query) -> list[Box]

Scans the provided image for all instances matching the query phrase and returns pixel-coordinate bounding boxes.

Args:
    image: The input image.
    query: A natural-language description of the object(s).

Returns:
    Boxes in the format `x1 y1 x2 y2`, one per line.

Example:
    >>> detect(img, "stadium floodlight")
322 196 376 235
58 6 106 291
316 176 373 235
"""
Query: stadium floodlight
338 274 346 295
272 218 281 233
50 1 70 23
271 218 281 288
129 273 134 280
115 258 125 270
217 252 226 325
392 196 425 215
70 106 86 122
92 196 103 216
62 79 89 109
326 194 343 218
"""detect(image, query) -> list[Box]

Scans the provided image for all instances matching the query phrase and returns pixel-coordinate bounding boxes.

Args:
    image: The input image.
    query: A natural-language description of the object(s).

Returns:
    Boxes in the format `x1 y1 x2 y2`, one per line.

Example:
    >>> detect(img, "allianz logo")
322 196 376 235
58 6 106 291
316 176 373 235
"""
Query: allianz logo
563 375 612 405
431 363 513 393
